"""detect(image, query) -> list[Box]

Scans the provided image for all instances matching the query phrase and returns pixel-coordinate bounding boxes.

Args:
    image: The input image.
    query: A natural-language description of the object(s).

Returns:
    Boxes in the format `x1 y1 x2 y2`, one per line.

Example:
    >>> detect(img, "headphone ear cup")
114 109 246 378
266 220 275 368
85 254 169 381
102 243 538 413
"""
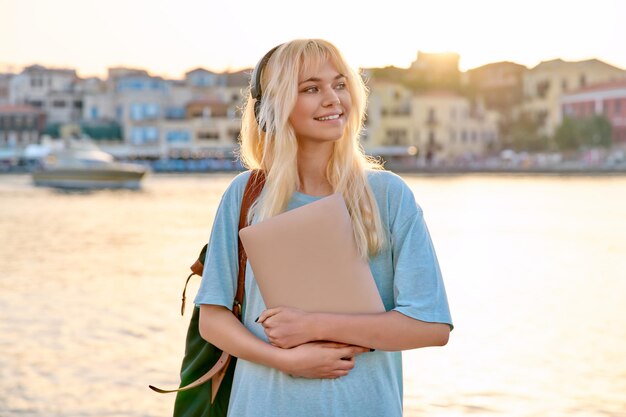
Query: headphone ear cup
254 99 265 132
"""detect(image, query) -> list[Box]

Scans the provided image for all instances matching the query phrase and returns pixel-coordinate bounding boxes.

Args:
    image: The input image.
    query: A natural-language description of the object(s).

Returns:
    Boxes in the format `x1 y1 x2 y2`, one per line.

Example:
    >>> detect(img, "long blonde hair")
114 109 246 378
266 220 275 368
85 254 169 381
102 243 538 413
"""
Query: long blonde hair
238 39 387 259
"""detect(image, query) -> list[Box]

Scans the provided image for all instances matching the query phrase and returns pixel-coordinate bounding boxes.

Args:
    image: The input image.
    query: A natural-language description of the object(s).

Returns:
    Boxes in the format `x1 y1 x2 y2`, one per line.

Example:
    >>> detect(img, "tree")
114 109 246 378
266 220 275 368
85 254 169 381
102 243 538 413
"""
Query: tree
554 115 612 151
504 113 548 152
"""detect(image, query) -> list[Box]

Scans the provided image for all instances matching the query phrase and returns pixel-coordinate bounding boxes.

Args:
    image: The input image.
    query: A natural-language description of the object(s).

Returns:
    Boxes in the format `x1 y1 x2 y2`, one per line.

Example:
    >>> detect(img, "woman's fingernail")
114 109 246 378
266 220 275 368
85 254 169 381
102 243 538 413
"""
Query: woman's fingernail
255 316 259 323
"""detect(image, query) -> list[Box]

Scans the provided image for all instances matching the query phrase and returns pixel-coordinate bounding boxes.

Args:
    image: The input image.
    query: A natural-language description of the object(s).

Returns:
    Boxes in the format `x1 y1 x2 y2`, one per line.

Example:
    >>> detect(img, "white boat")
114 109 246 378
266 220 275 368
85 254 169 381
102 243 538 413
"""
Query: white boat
32 140 148 189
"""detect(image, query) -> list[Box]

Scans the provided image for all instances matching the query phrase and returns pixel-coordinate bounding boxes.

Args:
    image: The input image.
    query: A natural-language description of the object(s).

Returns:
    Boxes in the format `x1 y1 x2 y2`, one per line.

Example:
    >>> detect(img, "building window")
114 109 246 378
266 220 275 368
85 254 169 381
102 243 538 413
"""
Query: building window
115 105 123 121
561 79 568 92
229 129 240 142
579 74 587 88
52 100 66 108
28 100 43 108
198 131 219 141
130 104 143 120
165 107 186 120
386 128 408 145
90 106 99 120
166 130 191 143
117 79 145 92
536 80 550 98
461 130 467 142
131 126 159 144
130 103 161 121
74 101 83 109
145 103 159 119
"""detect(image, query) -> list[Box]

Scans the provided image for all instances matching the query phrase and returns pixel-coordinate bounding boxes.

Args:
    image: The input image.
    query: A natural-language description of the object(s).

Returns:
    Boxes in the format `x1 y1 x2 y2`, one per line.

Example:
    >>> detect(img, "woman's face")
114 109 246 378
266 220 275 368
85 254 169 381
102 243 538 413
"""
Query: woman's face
288 59 352 145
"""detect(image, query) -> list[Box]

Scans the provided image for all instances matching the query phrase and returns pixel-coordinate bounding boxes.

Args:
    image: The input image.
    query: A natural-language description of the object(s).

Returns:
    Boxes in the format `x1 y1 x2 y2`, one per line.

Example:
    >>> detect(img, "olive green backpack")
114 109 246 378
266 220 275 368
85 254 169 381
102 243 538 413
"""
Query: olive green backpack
149 170 266 416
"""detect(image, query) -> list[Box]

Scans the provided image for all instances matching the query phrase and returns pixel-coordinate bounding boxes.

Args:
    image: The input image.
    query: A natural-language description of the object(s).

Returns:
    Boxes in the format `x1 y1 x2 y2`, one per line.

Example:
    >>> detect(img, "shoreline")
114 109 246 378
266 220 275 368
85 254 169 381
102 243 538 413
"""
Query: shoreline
3 168 626 178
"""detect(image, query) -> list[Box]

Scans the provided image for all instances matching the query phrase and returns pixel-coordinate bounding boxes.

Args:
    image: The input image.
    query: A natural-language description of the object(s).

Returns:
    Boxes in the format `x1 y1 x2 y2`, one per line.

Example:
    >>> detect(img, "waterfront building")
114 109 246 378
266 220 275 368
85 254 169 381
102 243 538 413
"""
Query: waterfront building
366 81 499 163
8 65 84 124
561 80 626 146
0 104 46 147
84 66 249 158
522 59 626 137
409 51 462 91
84 68 190 155
0 74 12 105
466 62 527 118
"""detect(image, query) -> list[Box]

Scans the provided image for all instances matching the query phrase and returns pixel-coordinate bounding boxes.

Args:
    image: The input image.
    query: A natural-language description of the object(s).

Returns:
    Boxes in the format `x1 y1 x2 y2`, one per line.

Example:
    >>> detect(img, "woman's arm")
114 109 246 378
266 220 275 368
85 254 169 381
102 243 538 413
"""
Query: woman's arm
199 304 370 379
257 307 450 351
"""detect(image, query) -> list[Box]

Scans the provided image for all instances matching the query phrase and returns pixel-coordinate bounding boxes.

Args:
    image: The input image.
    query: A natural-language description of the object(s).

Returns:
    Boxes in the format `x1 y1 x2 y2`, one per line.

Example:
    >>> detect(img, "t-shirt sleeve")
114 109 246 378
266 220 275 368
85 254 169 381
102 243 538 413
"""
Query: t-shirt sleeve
390 182 453 330
194 172 249 308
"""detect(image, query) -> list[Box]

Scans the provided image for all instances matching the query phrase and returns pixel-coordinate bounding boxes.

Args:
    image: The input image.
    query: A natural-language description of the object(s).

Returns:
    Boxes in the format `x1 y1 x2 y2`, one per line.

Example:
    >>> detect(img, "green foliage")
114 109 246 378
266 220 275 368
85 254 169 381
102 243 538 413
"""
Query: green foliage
554 115 612 151
503 113 549 152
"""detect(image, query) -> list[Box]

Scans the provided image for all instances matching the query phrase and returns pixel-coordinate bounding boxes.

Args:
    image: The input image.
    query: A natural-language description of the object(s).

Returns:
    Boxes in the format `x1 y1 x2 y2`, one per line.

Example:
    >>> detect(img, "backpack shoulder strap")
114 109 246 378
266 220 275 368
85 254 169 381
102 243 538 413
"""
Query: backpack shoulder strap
234 169 266 317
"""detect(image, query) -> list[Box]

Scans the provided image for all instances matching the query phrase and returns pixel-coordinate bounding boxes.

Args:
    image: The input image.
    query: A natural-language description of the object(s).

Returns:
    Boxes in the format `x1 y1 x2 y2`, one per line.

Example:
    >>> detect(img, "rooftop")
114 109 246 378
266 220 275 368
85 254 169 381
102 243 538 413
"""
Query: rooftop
0 104 44 114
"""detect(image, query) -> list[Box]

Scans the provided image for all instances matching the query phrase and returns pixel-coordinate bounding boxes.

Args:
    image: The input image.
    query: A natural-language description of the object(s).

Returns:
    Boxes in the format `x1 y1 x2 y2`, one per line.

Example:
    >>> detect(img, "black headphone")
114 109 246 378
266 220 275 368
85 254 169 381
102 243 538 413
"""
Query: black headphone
251 44 283 132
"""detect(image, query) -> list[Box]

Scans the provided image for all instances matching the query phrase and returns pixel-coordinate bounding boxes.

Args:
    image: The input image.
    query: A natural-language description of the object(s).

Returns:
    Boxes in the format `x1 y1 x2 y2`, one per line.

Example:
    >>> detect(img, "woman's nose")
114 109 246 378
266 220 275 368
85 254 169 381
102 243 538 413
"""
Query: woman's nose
322 89 341 106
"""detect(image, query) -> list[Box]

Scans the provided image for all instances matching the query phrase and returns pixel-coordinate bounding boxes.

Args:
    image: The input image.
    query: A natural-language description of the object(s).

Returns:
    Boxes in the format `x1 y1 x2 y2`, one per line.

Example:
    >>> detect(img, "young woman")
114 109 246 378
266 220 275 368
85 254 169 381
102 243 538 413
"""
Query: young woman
195 39 453 417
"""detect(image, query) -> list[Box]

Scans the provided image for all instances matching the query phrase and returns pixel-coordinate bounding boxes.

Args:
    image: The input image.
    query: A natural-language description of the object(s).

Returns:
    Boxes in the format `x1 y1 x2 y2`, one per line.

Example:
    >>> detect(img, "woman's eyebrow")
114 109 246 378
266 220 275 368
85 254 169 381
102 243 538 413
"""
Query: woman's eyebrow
298 74 346 85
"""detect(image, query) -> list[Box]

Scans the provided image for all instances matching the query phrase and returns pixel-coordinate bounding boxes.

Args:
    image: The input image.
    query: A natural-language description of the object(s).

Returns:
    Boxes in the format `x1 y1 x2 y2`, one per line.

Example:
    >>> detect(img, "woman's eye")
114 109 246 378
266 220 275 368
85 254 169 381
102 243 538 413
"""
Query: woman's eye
335 82 347 90
303 86 319 93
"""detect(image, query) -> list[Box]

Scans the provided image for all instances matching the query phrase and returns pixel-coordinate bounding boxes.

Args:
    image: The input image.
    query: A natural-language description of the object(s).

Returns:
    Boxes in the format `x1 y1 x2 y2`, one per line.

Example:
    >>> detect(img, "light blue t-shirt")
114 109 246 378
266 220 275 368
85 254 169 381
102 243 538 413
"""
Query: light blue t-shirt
195 169 453 417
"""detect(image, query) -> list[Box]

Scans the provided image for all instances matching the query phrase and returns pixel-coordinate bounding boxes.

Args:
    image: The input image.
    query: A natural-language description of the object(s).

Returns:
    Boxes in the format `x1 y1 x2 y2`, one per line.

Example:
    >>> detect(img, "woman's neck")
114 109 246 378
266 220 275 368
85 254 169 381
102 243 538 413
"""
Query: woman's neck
296 142 334 196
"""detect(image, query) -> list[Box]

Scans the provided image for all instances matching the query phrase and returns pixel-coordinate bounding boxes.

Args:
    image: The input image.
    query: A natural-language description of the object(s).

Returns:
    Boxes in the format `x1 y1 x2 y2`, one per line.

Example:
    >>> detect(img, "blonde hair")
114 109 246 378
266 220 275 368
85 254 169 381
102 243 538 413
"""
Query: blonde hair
238 39 387 259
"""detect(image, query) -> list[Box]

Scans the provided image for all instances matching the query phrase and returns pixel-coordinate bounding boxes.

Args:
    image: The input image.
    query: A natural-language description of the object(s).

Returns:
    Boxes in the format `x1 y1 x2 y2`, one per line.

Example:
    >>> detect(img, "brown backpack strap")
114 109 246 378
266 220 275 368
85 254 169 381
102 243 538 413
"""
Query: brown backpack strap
234 169 266 317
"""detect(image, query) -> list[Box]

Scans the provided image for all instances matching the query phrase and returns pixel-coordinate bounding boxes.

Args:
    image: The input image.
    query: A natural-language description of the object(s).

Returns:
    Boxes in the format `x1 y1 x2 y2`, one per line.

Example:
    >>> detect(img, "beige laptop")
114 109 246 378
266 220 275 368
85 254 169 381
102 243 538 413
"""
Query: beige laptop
239 193 385 314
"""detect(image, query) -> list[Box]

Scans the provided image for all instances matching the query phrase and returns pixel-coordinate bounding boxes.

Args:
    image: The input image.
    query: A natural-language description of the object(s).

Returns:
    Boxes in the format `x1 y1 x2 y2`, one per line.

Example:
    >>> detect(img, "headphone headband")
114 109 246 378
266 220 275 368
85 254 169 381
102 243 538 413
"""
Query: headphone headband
250 44 283 100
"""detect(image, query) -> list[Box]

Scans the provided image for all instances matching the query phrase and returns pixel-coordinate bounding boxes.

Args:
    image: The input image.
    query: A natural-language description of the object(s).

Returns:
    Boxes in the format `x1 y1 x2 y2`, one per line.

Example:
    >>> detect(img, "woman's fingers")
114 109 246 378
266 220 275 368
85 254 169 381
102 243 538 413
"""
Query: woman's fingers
336 345 370 359
336 357 356 371
256 307 281 324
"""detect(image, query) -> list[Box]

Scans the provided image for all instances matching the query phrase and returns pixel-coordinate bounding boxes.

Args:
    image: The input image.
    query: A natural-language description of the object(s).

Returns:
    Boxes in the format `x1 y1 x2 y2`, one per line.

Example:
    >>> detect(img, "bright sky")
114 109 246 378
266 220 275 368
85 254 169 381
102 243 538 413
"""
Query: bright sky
1 0 625 78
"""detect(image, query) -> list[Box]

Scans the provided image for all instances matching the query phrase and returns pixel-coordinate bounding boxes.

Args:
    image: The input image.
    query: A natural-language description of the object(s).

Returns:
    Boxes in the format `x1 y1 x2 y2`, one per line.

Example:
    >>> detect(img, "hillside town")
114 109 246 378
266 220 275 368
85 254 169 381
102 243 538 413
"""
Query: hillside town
1 51 625 172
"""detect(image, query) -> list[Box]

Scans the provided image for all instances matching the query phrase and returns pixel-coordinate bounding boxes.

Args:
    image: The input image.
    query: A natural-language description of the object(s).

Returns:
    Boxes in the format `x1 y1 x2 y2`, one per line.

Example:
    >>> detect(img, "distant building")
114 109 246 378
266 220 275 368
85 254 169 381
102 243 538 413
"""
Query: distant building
85 71 188 152
365 81 413 148
466 61 527 117
0 104 46 147
522 59 626 137
84 66 249 157
409 51 461 91
366 81 499 163
9 65 84 124
185 68 224 88
0 73 12 105
561 80 626 145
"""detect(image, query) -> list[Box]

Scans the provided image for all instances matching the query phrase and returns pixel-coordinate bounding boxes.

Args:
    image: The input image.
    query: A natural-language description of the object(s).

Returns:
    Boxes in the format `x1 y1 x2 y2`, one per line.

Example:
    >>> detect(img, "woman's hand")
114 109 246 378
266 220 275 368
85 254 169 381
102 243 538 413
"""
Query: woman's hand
257 306 316 348
278 342 369 379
